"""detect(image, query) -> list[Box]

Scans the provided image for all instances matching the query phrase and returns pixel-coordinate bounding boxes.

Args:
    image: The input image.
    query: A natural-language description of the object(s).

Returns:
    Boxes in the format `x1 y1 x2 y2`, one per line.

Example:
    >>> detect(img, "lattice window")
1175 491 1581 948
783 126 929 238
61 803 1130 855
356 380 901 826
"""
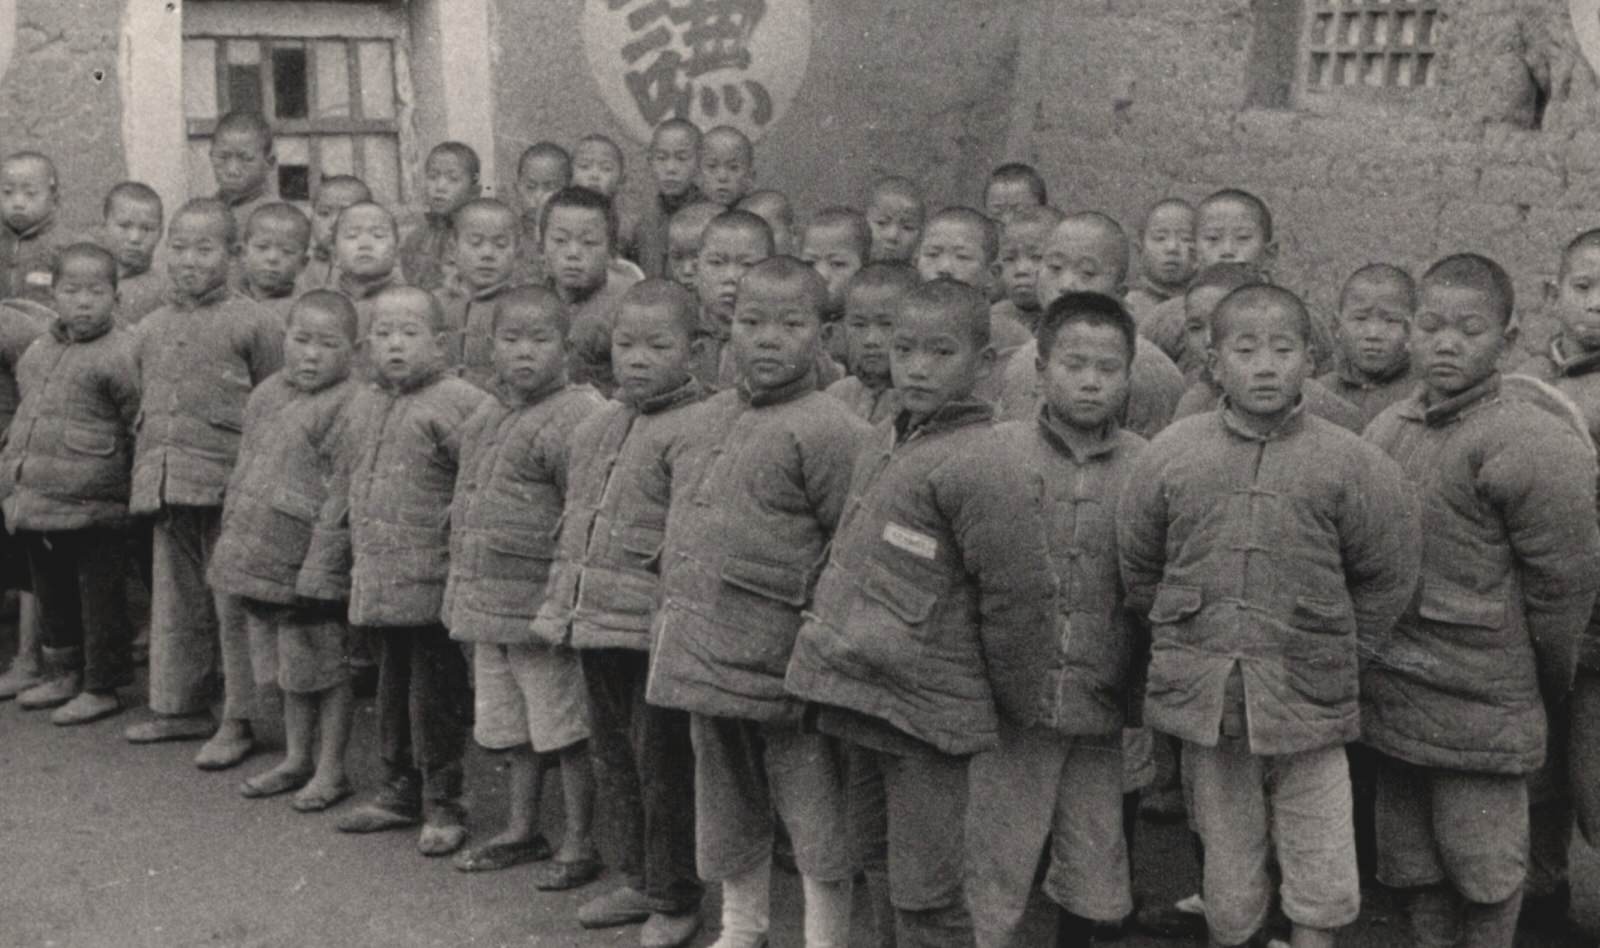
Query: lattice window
1304 1 1441 90
182 33 404 204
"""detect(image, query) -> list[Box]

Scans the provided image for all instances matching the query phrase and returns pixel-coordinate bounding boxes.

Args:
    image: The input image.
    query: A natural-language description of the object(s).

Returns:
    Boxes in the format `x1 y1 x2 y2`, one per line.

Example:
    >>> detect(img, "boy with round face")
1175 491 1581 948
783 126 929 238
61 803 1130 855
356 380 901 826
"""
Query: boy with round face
0 152 66 303
800 209 869 318
208 112 277 236
300 175 371 293
968 292 1144 947
891 276 997 423
530 278 711 943
636 120 704 280
916 207 999 295
866 176 925 264
984 163 1047 226
2 244 140 725
101 181 167 325
333 202 402 366
239 203 312 316
401 141 482 291
666 200 725 288
445 286 605 889
1316 264 1418 429
1365 254 1600 948
997 206 1065 329
218 291 359 811
123 198 286 768
737 190 796 257
825 263 919 425
450 199 522 388
513 143 572 285
542 186 640 395
1126 198 1197 321
697 126 755 207
573 134 644 266
692 210 773 388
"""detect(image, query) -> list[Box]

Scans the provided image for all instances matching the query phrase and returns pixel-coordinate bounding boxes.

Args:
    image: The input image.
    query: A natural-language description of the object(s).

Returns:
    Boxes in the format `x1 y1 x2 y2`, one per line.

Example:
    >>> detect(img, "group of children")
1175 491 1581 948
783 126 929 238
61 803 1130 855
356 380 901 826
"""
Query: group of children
0 105 1597 948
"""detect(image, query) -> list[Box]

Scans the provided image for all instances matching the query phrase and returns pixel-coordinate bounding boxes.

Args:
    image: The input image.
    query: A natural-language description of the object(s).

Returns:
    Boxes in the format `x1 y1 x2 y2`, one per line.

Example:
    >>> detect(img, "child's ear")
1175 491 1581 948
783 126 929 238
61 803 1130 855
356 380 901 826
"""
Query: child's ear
1261 240 1279 270
1503 315 1521 349
689 333 709 361
1544 278 1561 307
975 343 997 381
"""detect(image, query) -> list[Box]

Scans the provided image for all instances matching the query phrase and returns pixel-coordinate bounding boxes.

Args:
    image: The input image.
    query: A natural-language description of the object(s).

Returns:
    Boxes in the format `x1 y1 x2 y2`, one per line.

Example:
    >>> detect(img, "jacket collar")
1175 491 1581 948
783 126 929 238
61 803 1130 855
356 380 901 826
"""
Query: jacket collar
52 315 114 344
894 397 994 443
699 306 731 343
219 177 269 209
551 274 603 308
1219 395 1308 442
375 361 446 396
658 184 703 218
626 374 704 414
1335 350 1412 389
338 268 399 301
168 279 234 312
465 278 511 303
1133 273 1180 305
738 365 816 408
1037 404 1119 460
497 373 568 409
1399 372 1501 426
240 274 294 301
1547 335 1600 379
7 212 54 243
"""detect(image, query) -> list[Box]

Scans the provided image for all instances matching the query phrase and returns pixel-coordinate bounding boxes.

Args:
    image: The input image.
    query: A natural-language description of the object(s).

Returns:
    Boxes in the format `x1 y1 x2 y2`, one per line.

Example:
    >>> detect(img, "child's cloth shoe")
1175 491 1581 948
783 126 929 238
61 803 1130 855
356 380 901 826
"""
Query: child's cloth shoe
238 767 313 798
0 661 43 700
533 853 604 891
579 886 655 929
18 673 81 710
417 805 468 857
641 911 702 948
336 775 422 832
452 835 551 872
194 720 255 770
291 779 353 813
50 691 122 726
125 712 216 743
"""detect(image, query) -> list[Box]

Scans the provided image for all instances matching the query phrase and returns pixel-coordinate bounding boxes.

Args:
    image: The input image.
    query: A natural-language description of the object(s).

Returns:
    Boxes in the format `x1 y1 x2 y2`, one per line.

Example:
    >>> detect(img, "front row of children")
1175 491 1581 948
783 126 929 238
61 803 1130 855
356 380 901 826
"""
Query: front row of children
5 181 1600 948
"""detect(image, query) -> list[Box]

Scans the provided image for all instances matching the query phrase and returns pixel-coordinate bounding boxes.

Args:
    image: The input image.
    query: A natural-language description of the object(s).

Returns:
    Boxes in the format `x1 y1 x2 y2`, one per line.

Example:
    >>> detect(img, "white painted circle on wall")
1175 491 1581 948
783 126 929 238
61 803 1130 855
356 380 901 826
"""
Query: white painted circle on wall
583 0 811 143
1575 0 1600 78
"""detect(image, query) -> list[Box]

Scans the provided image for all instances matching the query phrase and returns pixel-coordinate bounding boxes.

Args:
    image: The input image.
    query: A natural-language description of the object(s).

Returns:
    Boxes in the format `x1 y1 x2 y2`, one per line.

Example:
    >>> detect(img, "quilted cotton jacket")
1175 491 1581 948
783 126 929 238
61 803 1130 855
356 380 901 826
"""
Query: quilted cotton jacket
997 337 1185 440
0 301 49 436
1363 375 1600 774
0 318 140 532
1118 401 1421 756
1173 373 1365 433
1314 353 1417 431
825 374 900 426
531 376 708 651
129 284 284 513
206 373 356 604
785 399 1059 756
997 408 1148 737
443 380 603 642
312 366 487 627
645 370 870 722
442 280 514 390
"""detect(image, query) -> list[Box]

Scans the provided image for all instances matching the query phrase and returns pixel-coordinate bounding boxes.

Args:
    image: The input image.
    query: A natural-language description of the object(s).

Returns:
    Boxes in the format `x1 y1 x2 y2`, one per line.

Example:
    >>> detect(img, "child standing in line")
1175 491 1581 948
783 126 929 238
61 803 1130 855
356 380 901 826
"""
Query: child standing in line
513 142 573 287
864 176 925 264
401 141 481 291
1365 254 1600 947
993 205 1066 344
825 262 919 425
0 296 48 701
332 201 403 364
638 119 704 278
211 291 360 812
666 201 726 290
237 203 311 321
208 112 278 243
690 209 772 389
326 286 487 856
799 207 871 365
533 279 709 948
121 199 284 772
1119 283 1421 948
969 292 1149 948
648 258 870 948
445 286 605 886
697 126 756 208
1315 263 1419 430
737 191 797 257
542 186 640 396
443 198 522 388
785 278 1058 947
983 162 1048 225
573 134 644 265
1124 198 1197 323
1 244 139 724
101 181 167 325
298 175 371 294
0 151 73 304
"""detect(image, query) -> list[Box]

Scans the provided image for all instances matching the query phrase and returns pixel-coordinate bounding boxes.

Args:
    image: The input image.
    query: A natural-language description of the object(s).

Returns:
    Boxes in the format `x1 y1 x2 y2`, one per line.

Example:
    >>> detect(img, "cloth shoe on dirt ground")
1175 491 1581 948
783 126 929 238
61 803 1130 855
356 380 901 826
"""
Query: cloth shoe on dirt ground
290 779 353 813
0 661 44 700
579 886 655 929
417 804 468 857
533 853 604 891
336 775 422 832
238 767 312 798
18 672 82 710
125 711 216 743
194 721 254 770
451 834 551 872
51 691 123 726
640 910 701 948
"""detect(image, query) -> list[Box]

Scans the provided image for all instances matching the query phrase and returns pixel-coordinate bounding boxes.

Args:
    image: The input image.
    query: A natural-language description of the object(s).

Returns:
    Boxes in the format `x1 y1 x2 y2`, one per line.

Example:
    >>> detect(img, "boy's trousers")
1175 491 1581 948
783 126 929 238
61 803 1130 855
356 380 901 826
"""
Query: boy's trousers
22 527 131 692
849 741 975 948
147 505 252 719
967 726 1132 947
373 623 470 807
581 647 702 914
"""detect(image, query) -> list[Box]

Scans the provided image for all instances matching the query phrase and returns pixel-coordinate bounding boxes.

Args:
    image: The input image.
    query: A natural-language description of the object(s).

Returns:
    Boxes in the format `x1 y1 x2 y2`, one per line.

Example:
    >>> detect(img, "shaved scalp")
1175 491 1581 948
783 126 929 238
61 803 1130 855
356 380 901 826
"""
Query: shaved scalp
737 190 795 231
653 118 702 148
988 162 1048 205
3 151 58 190
430 141 481 181
1562 229 1600 280
703 125 754 165
1423 253 1515 325
1212 283 1312 345
670 200 728 242
53 242 119 289
291 290 360 341
213 111 274 154
518 141 572 181
927 206 1001 264
103 180 162 221
621 277 702 338
335 201 398 238
1199 188 1274 243
847 261 921 299
1142 197 1195 233
374 285 449 333
741 255 829 313
1340 263 1416 311
1059 211 1131 285
868 176 925 211
175 197 238 249
1037 291 1137 364
453 197 519 231
901 276 991 348
577 133 625 171
492 284 569 336
1189 261 1269 299
1005 204 1065 235
245 202 311 247
704 209 775 256
316 175 371 203
807 207 872 261
542 185 618 250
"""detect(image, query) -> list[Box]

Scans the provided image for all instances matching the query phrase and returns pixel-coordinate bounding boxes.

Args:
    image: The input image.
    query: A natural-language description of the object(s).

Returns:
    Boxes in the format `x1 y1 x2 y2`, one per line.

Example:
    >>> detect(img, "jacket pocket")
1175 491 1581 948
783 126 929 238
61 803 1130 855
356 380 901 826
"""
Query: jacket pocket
1291 595 1356 636
860 560 938 625
209 412 244 434
1416 581 1505 629
1148 583 1203 625
487 531 557 561
61 425 116 457
618 525 664 570
269 486 321 523
720 555 810 607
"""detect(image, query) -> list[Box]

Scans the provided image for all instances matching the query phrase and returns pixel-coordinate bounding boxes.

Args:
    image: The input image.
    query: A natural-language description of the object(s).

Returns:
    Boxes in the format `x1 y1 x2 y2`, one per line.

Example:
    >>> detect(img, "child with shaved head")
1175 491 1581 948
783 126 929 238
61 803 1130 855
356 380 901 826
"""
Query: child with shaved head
738 190 797 257
101 181 167 324
787 277 1058 947
667 200 726 289
650 257 870 948
534 278 711 944
637 119 705 278
692 208 773 388
698 126 756 208
1125 198 1197 321
1120 283 1421 948
238 203 312 319
1316 263 1419 428
865 176 925 264
826 263 921 424
402 141 482 290
298 175 371 294
0 151 72 304
445 197 522 388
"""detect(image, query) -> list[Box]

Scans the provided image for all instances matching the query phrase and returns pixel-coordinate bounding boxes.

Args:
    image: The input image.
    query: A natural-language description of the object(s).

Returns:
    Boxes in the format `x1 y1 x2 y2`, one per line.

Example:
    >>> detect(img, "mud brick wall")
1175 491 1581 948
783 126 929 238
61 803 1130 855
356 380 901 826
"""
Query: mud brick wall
1001 0 1600 352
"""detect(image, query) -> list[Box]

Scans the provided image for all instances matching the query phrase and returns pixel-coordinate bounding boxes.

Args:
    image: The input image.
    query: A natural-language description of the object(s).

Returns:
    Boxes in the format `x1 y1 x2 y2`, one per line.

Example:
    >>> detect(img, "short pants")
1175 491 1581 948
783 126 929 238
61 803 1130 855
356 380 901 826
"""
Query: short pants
243 598 349 694
472 640 590 752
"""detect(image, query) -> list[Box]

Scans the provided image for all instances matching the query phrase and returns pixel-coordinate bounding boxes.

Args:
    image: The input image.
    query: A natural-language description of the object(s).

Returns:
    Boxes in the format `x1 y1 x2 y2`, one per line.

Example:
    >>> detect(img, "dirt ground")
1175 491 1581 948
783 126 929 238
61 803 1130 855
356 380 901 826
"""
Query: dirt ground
2 635 1598 947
